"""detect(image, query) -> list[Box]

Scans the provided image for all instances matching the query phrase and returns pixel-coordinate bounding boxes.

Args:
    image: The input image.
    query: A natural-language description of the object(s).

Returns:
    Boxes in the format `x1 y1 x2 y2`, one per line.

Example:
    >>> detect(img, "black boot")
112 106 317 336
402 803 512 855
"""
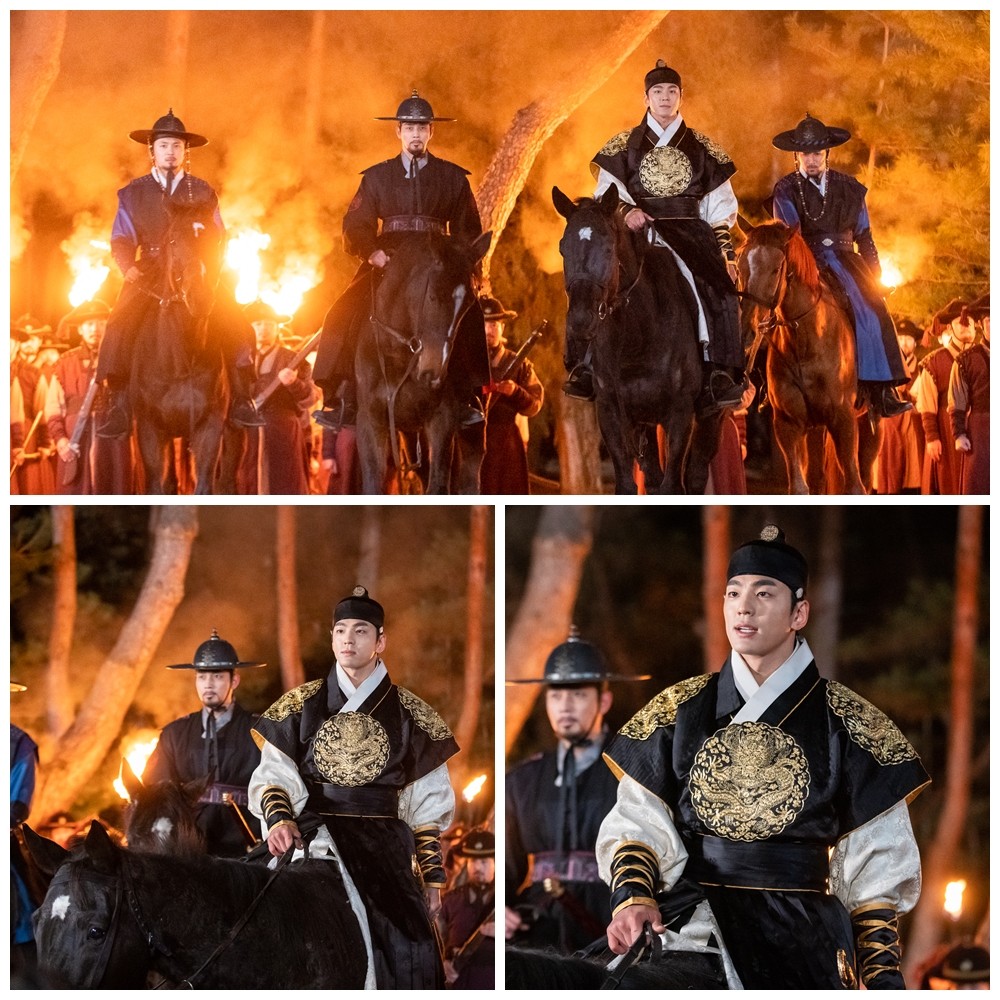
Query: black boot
229 366 267 428
562 363 595 401
877 386 912 418
312 381 357 431
96 384 131 439
698 365 747 415
460 392 486 428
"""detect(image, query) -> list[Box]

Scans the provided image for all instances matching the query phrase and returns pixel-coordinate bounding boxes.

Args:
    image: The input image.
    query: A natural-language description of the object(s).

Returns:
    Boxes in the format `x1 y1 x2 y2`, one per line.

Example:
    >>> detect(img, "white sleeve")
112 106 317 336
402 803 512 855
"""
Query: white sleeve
596 773 688 890
248 740 309 838
700 179 738 229
43 376 66 422
398 763 455 831
830 801 922 914
593 167 635 206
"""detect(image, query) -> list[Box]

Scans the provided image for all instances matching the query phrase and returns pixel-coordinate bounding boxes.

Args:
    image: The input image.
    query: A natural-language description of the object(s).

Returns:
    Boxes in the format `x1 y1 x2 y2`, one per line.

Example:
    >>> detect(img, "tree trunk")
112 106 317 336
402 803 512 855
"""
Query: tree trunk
557 395 604 494
476 10 667 280
164 11 190 113
901 505 981 983
303 11 326 157
47 506 77 738
809 506 843 679
454 506 490 757
30 506 199 825
276 506 304 691
10 11 66 184
356 506 382 590
702 506 730 672
505 506 595 752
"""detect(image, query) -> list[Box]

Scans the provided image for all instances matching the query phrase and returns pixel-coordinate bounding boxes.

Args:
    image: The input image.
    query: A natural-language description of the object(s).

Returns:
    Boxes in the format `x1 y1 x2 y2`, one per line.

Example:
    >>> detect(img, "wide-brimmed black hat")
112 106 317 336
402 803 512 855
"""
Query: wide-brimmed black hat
644 58 682 92
940 944 989 983
13 315 52 339
894 318 921 340
244 300 290 325
66 300 111 325
375 90 455 123
969 293 990 319
457 829 495 858
130 108 208 147
334 586 385 631
10 681 27 692
772 113 851 152
166 629 265 670
480 295 518 322
728 524 808 600
507 626 652 684
933 298 970 327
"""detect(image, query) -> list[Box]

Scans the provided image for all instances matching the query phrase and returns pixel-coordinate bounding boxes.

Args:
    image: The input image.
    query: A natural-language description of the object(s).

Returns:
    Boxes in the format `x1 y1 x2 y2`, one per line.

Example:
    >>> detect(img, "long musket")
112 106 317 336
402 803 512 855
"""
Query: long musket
10 409 45 479
58 374 100 489
485 319 548 415
250 330 321 412
451 904 495 973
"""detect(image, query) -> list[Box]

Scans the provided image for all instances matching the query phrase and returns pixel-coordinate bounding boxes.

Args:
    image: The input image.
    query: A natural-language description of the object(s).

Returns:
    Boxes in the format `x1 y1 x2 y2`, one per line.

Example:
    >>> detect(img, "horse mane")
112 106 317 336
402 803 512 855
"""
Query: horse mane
745 220 821 293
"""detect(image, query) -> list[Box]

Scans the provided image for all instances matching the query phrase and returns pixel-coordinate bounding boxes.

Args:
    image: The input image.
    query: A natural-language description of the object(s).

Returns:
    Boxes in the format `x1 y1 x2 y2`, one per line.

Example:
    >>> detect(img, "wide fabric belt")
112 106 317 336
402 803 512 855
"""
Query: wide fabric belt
529 850 602 884
309 783 399 817
639 196 701 219
683 834 831 892
807 232 854 252
198 782 249 807
382 215 448 235
139 244 163 258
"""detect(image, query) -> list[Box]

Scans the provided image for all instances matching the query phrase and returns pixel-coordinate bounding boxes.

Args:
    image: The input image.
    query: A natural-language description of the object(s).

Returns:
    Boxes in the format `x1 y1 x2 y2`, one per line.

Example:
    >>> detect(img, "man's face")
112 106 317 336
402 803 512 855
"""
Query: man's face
982 316 990 342
21 334 42 361
545 685 610 742
897 333 916 358
397 122 433 158
252 320 279 353
332 618 385 673
467 856 495 886
78 319 105 350
723 574 809 671
152 136 186 172
485 319 504 349
798 150 828 177
952 317 976 346
644 83 682 126
195 670 238 710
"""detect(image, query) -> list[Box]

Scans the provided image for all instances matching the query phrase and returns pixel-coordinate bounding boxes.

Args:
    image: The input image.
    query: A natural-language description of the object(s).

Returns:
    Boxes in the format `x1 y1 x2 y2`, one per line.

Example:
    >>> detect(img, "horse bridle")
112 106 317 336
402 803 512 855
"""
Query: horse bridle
564 255 645 321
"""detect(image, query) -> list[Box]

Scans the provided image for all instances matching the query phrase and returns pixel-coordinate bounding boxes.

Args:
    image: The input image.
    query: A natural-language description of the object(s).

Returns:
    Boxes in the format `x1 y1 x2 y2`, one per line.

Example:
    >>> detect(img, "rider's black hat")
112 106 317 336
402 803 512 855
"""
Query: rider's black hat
772 113 851 152
375 90 455 123
727 524 808 601
644 59 682 92
166 629 265 670
334 586 385 631
130 108 208 148
506 626 652 684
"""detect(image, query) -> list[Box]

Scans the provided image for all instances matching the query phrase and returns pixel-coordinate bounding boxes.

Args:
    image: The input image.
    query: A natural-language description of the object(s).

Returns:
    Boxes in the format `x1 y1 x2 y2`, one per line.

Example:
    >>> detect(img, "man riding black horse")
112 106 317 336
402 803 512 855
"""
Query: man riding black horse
311 91 490 432
96 109 263 439
770 113 912 419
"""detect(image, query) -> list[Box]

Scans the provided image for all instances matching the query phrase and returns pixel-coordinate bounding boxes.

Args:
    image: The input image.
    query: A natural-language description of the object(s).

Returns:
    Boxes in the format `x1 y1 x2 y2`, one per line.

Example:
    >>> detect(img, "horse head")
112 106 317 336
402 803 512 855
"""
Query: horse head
375 230 491 387
164 199 219 321
553 185 624 344
121 759 208 857
740 219 820 315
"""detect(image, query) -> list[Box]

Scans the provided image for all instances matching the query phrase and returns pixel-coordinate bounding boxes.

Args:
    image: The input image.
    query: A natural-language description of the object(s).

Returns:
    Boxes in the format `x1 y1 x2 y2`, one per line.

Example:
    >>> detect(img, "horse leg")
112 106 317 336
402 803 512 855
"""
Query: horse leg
685 411 725 495
597 402 637 495
423 409 456 495
827 407 867 494
772 411 809 494
805 428 828 494
356 408 390 494
135 418 170 494
656 406 695 495
452 421 485 495
190 418 225 495
858 412 882 493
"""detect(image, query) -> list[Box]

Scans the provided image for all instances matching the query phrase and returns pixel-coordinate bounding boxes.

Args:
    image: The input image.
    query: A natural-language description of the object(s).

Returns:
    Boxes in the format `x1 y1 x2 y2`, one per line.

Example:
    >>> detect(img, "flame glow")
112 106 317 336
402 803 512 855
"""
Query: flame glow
462 774 488 803
225 227 320 317
880 254 904 290
61 216 112 307
944 879 967 920
113 736 160 800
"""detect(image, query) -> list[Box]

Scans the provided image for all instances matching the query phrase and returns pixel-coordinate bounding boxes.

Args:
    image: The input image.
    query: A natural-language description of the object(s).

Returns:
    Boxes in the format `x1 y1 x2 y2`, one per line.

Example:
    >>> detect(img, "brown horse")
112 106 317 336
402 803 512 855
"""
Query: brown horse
738 220 879 494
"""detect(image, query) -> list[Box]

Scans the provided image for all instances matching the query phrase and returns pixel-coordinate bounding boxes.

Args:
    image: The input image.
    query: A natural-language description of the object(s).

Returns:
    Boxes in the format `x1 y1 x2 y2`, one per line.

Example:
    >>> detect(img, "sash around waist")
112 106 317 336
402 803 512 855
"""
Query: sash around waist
683 834 831 892
382 215 448 234
308 782 399 817
198 783 248 807
807 232 855 252
528 850 602 884
639 196 701 219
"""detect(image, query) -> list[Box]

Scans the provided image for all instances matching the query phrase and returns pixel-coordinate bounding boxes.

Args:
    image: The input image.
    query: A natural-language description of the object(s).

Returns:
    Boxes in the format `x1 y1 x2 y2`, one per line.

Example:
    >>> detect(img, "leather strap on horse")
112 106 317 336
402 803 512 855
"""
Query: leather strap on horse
175 844 299 989
600 921 661 990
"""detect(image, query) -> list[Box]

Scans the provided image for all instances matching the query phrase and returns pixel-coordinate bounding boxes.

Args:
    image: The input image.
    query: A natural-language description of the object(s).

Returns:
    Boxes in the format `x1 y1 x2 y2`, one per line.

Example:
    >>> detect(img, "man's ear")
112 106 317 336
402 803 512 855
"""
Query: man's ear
231 671 241 691
792 598 810 631
599 689 614 716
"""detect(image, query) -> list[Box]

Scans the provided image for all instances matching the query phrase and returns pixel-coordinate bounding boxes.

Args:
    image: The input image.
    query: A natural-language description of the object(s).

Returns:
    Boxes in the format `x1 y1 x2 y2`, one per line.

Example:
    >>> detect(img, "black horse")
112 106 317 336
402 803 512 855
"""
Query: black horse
129 199 232 494
354 231 492 494
553 185 725 494
28 821 368 989
120 760 207 857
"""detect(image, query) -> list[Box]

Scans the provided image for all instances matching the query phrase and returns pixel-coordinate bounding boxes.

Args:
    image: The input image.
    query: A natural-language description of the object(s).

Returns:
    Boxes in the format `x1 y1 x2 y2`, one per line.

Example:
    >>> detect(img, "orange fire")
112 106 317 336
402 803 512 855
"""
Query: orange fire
225 226 320 317
113 734 160 800
880 254 904 290
944 879 967 920
62 217 112 306
462 774 488 803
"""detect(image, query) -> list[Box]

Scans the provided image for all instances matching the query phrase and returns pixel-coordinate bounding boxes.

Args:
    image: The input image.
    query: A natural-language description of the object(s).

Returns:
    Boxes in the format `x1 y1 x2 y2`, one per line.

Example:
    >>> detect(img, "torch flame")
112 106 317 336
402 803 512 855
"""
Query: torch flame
880 254 904 291
61 216 112 307
225 228 319 317
462 774 488 803
113 736 160 801
944 879 967 920
226 228 271 305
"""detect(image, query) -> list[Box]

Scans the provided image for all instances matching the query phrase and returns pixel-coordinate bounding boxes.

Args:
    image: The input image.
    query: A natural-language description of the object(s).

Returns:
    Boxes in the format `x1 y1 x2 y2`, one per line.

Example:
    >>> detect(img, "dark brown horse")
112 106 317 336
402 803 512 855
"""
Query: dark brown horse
553 185 724 494
738 220 879 494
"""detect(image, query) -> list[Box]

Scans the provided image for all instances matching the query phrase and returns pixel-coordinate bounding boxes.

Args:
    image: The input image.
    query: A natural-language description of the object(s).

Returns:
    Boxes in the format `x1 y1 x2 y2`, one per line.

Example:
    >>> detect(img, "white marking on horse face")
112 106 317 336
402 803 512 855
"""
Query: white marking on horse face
51 894 72 920
153 816 174 843
578 227 593 241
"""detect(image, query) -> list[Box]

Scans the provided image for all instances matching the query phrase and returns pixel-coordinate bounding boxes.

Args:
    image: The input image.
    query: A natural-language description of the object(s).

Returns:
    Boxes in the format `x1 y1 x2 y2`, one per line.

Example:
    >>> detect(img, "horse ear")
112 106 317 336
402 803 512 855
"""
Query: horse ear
183 774 211 803
598 185 620 214
22 824 69 876
121 757 144 801
552 186 576 220
469 231 492 267
84 819 120 873
738 213 757 235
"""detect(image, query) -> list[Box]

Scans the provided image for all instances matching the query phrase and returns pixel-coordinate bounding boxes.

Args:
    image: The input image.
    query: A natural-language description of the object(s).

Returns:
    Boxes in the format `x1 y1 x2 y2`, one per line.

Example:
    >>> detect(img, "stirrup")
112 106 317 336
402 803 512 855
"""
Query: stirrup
230 400 267 428
460 400 486 428
312 399 353 432
96 407 131 440
562 365 595 401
